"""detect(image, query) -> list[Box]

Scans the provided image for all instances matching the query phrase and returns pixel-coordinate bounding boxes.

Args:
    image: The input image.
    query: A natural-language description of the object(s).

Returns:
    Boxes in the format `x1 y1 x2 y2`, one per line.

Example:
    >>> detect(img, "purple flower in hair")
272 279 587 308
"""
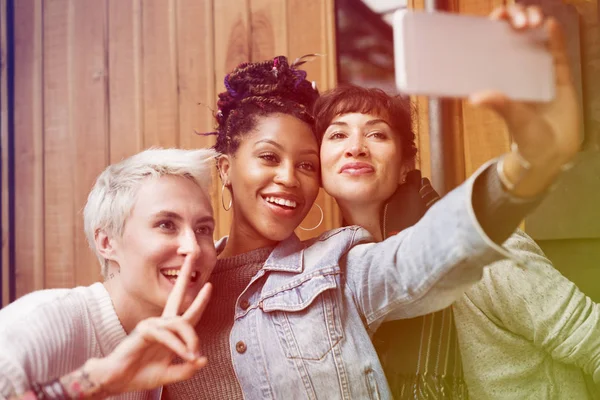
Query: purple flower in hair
291 69 307 88
224 74 238 97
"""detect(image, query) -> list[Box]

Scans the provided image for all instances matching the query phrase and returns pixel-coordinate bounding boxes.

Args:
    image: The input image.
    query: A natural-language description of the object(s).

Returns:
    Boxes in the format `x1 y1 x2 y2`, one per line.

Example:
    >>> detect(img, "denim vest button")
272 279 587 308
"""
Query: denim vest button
240 299 250 310
236 341 247 354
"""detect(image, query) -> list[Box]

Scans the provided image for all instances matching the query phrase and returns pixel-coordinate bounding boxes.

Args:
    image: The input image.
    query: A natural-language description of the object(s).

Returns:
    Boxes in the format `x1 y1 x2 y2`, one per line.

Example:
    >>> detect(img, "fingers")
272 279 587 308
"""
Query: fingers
468 90 536 131
134 318 201 362
183 282 213 326
489 5 573 90
165 317 200 355
468 90 509 110
163 253 198 317
490 5 544 29
160 357 208 385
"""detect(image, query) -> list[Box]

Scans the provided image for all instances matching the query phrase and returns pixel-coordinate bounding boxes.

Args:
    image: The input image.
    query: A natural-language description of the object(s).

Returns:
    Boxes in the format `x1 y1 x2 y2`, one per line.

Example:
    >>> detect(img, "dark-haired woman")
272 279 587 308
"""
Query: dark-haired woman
315 85 599 399
313 8 599 399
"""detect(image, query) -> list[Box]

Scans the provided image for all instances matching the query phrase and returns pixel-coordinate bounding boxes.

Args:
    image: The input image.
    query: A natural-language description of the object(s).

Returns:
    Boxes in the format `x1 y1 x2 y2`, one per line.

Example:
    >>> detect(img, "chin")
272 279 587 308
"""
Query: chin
332 187 379 204
259 223 297 242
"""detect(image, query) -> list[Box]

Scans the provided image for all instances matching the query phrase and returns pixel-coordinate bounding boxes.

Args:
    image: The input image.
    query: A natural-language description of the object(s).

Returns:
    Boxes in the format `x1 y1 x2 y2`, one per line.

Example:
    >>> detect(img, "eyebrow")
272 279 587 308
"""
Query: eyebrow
254 139 319 157
153 211 215 225
328 119 391 128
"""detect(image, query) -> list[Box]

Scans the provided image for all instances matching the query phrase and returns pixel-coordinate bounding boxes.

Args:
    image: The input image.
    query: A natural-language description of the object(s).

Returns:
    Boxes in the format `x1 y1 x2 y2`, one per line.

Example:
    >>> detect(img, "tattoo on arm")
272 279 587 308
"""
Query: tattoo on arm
60 366 110 400
7 390 37 400
6 364 109 400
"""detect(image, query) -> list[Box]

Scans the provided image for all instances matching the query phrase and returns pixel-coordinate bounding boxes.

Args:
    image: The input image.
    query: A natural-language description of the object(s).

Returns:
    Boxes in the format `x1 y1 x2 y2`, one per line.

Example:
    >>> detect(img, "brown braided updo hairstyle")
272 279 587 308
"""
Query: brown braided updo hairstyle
212 55 320 155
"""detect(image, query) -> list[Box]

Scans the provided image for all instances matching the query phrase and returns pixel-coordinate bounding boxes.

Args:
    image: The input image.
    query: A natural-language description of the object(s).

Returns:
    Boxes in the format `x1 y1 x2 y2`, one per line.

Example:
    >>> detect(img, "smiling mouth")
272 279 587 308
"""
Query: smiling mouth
160 269 199 283
263 196 298 210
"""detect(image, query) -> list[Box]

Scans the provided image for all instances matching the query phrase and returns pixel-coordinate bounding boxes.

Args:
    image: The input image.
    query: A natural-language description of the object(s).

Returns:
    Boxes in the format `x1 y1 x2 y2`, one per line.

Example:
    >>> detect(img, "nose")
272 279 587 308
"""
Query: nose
273 162 300 188
177 228 201 260
345 136 368 158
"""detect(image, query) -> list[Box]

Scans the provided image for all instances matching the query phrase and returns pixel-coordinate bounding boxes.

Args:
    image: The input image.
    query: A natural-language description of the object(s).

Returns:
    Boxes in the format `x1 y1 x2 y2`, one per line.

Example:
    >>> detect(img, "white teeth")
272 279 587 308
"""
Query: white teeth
162 270 198 279
265 196 297 208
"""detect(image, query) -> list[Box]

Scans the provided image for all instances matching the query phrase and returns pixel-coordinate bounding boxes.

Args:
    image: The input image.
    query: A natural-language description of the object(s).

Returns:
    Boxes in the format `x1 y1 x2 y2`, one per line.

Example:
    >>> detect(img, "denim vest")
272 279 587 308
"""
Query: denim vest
220 162 519 399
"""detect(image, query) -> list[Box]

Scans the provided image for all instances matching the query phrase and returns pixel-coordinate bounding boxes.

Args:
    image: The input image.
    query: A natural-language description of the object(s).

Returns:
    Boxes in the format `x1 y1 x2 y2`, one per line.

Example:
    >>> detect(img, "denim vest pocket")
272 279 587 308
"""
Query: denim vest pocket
261 272 343 360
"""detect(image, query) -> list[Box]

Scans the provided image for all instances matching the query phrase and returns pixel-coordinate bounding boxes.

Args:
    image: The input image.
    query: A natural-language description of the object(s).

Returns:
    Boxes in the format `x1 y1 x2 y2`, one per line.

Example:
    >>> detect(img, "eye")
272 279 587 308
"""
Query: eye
328 131 347 140
195 225 214 236
368 131 388 140
259 152 279 163
298 161 316 171
157 220 176 231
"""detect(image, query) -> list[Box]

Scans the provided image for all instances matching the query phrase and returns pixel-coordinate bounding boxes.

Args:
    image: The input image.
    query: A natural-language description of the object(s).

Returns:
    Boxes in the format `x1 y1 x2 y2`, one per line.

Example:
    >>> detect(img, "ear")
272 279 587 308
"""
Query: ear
95 229 118 263
217 154 232 187
399 161 414 184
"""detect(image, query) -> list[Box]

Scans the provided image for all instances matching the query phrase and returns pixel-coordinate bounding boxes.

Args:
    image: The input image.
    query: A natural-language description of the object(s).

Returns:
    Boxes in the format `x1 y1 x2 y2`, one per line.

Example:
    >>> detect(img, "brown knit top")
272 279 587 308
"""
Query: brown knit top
163 245 274 400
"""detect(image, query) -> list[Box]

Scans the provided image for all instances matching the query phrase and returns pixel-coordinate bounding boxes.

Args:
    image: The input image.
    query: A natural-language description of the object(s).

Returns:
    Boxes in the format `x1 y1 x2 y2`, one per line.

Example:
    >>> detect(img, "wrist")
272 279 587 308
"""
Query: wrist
499 150 566 198
60 358 114 399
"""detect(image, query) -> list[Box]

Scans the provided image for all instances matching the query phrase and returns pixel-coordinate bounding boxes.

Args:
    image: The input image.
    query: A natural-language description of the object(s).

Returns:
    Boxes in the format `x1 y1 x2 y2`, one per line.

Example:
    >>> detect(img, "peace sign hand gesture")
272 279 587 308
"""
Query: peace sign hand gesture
70 254 212 397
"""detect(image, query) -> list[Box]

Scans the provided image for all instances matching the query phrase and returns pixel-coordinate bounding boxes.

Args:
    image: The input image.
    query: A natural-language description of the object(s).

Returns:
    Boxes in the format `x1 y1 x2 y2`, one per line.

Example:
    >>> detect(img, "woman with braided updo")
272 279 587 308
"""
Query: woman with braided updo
163 10 582 395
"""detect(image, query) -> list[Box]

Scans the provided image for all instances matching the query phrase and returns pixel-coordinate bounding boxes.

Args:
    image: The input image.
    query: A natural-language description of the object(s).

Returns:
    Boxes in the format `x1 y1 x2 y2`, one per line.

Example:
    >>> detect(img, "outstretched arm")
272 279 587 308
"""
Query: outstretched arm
461 231 600 384
346 6 581 328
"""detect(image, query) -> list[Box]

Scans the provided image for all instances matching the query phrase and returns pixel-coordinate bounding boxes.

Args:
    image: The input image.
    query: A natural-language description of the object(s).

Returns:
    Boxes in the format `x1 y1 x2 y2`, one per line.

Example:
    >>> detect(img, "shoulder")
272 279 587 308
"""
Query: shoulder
303 225 374 247
0 284 106 343
463 230 566 304
0 284 106 397
297 226 375 272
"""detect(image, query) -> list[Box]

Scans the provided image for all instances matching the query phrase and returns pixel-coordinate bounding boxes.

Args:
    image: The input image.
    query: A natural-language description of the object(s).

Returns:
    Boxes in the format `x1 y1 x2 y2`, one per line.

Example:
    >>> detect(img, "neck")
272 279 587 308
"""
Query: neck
219 210 278 259
103 271 161 334
338 200 384 242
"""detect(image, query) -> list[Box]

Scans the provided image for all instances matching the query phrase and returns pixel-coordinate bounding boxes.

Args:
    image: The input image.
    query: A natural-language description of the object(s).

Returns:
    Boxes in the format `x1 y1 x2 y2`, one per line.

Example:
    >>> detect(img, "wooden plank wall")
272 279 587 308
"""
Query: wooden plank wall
4 0 337 303
1 0 10 307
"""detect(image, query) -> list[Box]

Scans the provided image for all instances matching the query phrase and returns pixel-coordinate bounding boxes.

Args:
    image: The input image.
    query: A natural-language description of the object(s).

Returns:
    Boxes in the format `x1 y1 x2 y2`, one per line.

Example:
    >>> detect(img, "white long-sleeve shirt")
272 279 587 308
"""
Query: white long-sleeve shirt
0 282 157 400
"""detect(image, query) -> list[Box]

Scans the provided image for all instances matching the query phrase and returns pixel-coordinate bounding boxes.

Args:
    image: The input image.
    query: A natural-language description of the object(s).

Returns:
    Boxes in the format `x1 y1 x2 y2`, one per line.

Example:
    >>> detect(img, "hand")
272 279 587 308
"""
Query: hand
469 6 581 196
76 254 212 396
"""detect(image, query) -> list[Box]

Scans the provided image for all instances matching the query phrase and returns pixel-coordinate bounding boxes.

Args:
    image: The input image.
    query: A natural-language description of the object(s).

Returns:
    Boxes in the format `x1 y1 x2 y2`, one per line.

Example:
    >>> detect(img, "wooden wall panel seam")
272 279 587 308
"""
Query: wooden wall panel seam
1 0 10 307
13 0 45 298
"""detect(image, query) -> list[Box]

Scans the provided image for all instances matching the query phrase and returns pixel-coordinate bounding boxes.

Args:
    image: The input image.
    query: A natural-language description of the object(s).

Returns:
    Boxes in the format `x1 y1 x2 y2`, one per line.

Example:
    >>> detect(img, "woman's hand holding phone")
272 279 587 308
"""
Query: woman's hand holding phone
470 5 580 198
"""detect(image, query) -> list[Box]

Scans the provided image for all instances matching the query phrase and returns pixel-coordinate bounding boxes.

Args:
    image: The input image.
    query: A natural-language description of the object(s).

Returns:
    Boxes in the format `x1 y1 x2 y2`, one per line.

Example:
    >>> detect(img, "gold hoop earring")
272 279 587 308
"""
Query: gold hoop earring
299 203 324 231
221 184 232 211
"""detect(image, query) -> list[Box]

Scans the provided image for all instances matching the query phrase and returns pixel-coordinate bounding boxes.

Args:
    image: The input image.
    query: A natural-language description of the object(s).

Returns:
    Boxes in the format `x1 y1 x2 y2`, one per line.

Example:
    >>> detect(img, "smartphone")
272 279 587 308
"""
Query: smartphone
393 10 554 102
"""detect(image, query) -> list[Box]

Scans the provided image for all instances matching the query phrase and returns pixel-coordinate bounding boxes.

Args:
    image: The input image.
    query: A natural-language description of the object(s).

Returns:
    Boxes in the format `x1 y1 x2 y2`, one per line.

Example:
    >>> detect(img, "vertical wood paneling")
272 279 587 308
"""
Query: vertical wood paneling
411 96 432 179
458 0 510 177
7 0 343 296
287 0 330 95
250 0 287 61
141 0 179 148
175 0 218 224
176 0 216 150
565 0 600 150
288 0 341 237
108 0 144 163
1 0 9 307
43 0 75 288
213 0 251 238
71 0 109 286
13 0 45 298
407 0 432 180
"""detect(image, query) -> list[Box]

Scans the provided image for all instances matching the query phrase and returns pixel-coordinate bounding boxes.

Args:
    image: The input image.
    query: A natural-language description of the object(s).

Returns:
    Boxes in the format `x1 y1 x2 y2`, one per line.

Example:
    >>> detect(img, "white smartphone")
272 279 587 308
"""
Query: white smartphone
393 10 555 101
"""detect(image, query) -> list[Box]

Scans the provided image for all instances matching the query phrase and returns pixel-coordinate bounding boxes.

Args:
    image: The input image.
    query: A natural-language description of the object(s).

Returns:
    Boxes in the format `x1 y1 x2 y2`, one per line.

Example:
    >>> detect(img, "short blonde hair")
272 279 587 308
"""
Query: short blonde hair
83 147 218 277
